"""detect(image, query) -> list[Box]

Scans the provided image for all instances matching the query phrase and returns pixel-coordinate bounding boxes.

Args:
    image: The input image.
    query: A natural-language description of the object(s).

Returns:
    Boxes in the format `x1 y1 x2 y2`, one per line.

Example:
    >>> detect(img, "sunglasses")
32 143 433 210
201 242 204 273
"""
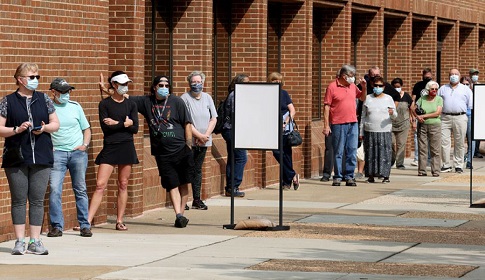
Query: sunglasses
374 84 385 88
429 88 438 91
158 84 170 88
22 75 40 80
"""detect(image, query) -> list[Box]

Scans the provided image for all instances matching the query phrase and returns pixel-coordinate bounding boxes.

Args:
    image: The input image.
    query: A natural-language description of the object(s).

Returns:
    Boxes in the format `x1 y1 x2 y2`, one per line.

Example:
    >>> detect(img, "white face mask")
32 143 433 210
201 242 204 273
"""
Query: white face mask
117 85 128 95
346 76 355 85
395 87 402 93
472 75 479 83
449 75 459 84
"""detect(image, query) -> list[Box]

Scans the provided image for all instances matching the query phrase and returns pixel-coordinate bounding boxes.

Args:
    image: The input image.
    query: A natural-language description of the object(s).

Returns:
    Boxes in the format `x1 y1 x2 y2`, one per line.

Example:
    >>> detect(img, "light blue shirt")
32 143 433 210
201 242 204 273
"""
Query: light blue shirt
51 100 90 151
438 83 473 113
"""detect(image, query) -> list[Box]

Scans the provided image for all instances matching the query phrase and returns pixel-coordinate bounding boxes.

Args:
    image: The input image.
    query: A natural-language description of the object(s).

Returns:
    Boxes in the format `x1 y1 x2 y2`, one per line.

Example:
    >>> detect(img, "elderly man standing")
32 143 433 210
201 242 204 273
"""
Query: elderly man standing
439 69 473 173
323 64 366 187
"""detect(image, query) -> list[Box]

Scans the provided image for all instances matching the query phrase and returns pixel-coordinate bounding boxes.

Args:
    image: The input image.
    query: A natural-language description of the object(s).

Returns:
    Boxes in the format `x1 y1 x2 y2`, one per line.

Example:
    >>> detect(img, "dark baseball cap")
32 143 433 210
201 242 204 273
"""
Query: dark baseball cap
49 78 75 93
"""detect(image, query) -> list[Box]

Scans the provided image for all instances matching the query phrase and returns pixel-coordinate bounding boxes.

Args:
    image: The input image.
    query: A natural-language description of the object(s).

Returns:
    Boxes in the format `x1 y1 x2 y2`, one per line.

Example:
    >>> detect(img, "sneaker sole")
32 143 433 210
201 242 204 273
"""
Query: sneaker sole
192 206 208 210
11 250 25 255
27 250 48 255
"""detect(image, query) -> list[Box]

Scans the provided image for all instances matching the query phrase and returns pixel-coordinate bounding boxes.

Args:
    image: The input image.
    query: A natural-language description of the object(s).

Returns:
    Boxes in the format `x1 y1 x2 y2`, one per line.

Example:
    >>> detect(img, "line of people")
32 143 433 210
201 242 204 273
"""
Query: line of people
0 63 301 256
321 65 474 186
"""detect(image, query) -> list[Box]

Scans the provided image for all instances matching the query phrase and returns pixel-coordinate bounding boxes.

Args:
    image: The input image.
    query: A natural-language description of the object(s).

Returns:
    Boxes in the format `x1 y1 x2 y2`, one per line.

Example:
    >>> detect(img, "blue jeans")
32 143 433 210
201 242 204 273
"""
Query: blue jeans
272 134 296 186
49 150 90 230
222 129 247 191
331 122 358 181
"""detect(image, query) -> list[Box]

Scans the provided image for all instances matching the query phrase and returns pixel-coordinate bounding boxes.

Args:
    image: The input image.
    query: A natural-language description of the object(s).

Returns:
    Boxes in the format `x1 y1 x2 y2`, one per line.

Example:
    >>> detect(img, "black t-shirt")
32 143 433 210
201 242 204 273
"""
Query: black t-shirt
98 97 139 144
132 95 191 157
412 79 431 101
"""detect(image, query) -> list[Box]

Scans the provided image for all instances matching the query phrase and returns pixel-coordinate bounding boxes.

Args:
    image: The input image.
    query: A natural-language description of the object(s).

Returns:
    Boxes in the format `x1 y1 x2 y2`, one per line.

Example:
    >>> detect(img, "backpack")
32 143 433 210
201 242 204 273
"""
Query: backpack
213 98 228 134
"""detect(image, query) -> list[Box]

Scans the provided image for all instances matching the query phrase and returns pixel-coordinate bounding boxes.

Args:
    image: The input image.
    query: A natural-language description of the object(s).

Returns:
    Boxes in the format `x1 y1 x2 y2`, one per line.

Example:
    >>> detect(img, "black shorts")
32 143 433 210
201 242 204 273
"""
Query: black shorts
155 145 194 191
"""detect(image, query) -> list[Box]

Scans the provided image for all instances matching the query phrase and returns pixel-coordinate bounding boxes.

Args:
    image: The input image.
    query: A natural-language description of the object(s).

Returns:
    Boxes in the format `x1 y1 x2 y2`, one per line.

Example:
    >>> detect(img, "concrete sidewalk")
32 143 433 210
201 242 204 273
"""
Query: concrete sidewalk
1 157 485 279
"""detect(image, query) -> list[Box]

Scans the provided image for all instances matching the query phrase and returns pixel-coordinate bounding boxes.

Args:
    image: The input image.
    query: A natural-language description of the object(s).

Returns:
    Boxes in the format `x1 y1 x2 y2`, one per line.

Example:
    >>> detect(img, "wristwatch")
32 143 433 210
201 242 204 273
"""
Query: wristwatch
13 126 18 134
83 143 89 148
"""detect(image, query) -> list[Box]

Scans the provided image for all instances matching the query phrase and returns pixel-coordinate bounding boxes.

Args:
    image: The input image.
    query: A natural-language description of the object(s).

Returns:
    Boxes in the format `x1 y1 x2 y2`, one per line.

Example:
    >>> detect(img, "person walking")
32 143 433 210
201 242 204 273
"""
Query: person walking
47 78 92 238
0 63 60 255
181 71 217 210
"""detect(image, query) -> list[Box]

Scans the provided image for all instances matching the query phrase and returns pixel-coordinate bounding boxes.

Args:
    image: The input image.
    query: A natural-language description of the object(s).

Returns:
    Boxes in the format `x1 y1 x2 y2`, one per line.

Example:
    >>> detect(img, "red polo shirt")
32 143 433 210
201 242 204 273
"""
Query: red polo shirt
324 78 362 125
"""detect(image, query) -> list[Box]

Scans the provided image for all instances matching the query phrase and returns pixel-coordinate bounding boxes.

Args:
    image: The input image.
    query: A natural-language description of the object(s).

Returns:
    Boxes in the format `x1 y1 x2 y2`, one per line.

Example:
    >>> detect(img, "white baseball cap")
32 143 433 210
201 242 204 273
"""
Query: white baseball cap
111 73 132 84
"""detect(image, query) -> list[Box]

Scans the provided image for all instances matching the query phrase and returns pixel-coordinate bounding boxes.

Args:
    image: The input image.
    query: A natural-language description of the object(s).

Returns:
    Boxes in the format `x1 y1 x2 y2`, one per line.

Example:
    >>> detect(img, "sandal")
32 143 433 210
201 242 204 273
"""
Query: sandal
115 222 128 231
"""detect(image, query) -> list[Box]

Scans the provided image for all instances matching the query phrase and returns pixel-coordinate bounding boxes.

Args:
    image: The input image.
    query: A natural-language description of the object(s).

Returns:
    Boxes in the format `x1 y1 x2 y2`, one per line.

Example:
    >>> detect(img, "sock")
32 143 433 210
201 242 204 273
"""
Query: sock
176 213 183 219
29 238 37 244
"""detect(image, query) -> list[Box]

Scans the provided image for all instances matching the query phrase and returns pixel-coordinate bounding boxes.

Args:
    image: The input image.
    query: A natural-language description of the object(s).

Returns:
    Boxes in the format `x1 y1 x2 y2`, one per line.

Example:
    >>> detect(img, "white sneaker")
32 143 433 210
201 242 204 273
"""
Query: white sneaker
410 160 418 166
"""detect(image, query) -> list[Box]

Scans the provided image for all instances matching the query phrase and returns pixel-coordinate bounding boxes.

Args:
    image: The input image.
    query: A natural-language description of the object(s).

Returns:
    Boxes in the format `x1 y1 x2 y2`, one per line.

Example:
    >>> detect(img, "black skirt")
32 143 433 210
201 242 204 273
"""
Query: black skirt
95 141 139 165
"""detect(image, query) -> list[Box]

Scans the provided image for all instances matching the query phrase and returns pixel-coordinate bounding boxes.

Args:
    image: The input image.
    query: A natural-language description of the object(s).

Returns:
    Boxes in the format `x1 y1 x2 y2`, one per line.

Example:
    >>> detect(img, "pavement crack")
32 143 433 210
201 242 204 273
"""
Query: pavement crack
376 242 421 263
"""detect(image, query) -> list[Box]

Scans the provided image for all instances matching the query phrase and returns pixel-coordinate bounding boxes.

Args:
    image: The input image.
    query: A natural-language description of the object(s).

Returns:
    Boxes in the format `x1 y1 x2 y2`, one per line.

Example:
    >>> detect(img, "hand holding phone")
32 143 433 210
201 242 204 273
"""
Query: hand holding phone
32 125 42 131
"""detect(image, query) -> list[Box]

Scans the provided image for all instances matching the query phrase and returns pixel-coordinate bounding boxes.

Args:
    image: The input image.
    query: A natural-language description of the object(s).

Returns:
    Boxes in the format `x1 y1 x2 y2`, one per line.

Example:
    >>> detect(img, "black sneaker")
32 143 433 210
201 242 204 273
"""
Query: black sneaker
382 177 390 184
184 204 190 211
192 199 208 210
456 168 463 174
47 228 62 237
345 178 357 187
367 177 375 183
80 227 93 237
320 176 330 182
174 216 189 228
225 188 245 197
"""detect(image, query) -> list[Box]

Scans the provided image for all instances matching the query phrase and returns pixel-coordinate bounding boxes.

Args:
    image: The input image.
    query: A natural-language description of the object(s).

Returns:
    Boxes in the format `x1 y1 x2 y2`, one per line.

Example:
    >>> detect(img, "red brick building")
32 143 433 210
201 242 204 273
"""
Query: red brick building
0 0 483 240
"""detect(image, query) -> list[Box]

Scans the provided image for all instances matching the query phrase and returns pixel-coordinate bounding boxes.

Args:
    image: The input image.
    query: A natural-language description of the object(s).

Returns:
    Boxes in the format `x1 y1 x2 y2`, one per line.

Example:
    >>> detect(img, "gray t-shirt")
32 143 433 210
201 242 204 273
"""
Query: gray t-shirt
181 91 217 147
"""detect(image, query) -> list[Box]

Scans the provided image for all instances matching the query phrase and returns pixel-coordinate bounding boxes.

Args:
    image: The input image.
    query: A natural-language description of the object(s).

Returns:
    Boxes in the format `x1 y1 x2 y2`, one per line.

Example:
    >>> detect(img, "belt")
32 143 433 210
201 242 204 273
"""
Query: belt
443 112 466 116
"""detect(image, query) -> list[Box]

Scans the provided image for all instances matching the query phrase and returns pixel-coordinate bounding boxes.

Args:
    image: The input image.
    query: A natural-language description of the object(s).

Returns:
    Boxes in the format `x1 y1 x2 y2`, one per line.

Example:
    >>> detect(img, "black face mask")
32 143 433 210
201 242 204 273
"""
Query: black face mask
423 77 432 82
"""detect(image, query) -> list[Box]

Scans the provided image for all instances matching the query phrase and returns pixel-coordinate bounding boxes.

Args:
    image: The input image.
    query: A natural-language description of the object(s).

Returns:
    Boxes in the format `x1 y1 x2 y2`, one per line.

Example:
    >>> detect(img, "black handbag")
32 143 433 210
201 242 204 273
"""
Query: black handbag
286 117 302 147
415 104 426 115
2 147 24 168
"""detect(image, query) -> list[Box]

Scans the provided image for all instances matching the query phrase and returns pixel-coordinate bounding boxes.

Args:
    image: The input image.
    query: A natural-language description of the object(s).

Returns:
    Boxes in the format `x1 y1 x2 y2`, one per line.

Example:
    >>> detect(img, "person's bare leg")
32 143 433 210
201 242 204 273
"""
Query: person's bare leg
179 183 190 215
28 225 42 240
88 164 114 224
116 164 132 225
14 224 25 240
358 160 365 174
169 187 182 215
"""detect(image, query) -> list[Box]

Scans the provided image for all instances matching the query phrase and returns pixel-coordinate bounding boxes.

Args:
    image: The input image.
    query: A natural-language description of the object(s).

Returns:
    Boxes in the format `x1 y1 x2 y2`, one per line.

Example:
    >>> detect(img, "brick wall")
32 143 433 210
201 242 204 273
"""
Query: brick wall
1 0 485 241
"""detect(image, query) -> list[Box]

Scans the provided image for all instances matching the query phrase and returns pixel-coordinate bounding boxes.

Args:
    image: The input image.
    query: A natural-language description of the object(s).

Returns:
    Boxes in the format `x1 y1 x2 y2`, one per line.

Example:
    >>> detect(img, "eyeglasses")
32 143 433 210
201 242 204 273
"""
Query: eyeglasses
462 83 470 86
158 84 169 88
374 84 385 88
22 75 40 80
429 88 438 91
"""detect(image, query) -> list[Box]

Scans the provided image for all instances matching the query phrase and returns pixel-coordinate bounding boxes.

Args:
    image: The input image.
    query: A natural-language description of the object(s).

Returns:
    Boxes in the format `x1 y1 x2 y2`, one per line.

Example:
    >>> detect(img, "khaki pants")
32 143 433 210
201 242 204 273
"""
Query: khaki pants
392 127 410 167
440 114 467 169
418 123 441 175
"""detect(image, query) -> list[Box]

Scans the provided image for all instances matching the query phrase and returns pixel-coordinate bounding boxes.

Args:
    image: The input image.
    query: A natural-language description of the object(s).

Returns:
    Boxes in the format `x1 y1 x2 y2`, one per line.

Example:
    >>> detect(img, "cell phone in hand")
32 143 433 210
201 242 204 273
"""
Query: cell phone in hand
32 126 42 131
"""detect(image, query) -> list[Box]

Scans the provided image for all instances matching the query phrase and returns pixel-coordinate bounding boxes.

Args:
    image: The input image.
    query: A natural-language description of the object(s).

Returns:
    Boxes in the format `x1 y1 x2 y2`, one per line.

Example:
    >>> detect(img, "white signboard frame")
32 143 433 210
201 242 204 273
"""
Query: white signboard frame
473 84 485 140
234 83 280 150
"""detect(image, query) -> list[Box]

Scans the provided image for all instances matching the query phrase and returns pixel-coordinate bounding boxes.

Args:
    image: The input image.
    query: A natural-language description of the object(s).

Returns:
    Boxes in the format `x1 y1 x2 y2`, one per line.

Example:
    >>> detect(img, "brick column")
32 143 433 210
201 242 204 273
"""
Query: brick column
97 0 145 222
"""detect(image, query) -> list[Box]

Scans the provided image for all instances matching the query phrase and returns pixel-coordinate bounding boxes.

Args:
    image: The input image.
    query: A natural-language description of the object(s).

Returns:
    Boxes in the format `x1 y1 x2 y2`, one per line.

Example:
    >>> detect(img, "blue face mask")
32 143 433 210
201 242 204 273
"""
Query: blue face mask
157 87 169 98
57 93 70 104
26 78 39 91
373 87 384 95
450 75 459 84
190 83 203 93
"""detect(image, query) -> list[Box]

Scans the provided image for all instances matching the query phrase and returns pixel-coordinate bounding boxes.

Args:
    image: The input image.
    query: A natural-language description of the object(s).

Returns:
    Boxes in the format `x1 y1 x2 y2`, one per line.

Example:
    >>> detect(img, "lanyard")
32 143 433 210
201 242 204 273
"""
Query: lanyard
155 95 169 120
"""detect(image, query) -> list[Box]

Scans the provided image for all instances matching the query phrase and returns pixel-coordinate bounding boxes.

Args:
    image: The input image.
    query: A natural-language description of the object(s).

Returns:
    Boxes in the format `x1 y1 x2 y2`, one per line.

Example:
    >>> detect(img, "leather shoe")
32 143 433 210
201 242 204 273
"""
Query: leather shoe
47 228 63 237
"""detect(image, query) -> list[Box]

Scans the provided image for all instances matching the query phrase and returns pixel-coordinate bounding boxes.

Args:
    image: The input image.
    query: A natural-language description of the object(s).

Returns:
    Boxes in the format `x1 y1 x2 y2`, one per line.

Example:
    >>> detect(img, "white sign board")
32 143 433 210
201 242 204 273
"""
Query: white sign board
473 84 485 140
234 83 280 150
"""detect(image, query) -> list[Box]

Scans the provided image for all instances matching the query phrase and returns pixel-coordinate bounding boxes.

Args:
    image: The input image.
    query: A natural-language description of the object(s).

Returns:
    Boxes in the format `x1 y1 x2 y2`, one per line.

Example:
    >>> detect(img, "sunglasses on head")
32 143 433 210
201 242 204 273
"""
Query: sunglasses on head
374 84 385 88
22 75 40 80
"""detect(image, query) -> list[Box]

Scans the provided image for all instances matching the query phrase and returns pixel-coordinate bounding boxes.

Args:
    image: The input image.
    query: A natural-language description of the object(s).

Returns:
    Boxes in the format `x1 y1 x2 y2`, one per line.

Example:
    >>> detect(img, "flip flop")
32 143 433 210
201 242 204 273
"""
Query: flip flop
115 222 128 231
